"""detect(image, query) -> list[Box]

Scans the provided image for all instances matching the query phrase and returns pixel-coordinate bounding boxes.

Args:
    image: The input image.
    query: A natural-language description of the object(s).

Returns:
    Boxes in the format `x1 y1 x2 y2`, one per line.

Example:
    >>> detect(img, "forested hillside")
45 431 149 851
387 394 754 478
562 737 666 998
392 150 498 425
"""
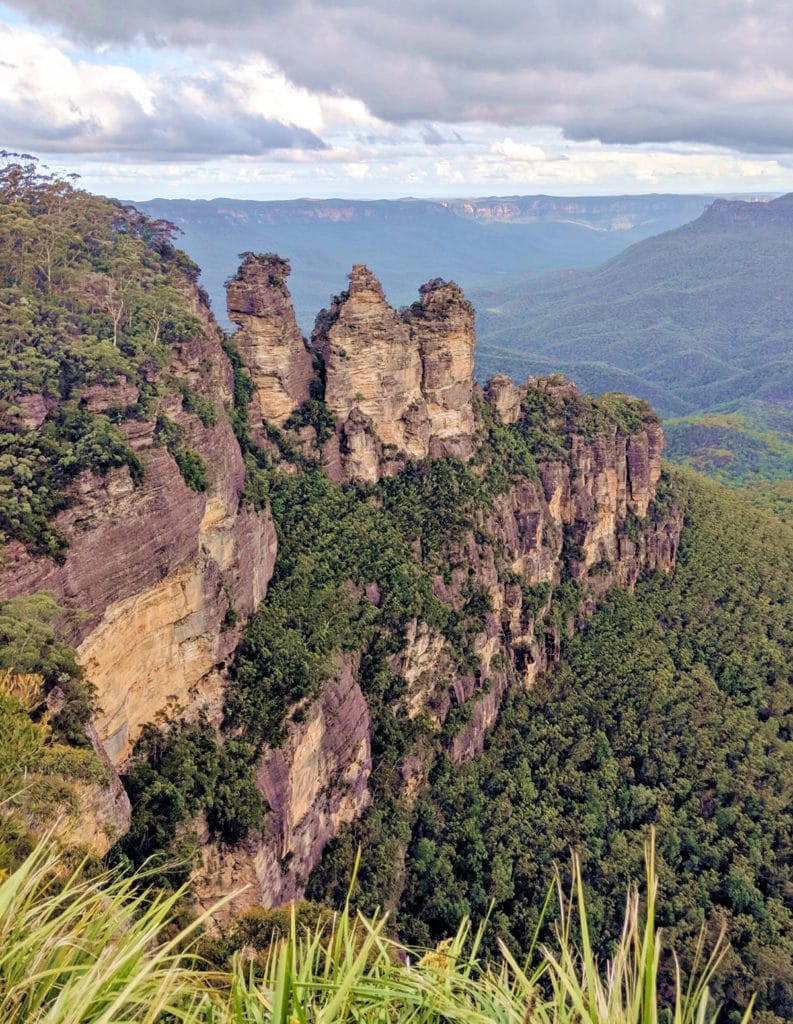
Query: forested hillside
475 194 793 415
1 165 791 1022
310 469 793 1022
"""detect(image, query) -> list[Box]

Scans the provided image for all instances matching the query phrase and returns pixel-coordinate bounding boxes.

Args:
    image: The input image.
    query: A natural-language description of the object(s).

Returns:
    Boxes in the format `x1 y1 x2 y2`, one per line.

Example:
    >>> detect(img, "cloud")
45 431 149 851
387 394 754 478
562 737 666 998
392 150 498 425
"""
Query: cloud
5 0 793 152
0 24 326 157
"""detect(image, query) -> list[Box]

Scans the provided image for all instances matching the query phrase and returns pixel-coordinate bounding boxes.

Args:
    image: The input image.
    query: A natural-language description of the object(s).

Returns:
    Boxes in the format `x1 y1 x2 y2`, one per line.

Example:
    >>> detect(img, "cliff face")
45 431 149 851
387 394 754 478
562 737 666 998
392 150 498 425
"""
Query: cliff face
195 658 371 920
311 266 476 482
0 289 277 766
180 260 682 914
226 254 315 427
1 237 681 903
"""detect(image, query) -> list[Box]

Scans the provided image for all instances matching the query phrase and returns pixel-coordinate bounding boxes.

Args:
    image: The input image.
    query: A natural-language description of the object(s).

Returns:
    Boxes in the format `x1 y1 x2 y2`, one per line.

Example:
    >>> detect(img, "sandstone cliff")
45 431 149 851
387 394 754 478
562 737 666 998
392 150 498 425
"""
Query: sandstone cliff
196 658 371 920
0 287 277 768
1 240 681 906
312 266 476 482
181 262 683 914
226 254 315 427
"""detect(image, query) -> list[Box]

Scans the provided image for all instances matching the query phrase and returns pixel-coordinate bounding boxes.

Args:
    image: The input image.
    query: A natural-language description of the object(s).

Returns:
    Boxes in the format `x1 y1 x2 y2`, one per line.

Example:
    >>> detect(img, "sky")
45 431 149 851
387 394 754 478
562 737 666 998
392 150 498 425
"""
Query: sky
2 0 793 200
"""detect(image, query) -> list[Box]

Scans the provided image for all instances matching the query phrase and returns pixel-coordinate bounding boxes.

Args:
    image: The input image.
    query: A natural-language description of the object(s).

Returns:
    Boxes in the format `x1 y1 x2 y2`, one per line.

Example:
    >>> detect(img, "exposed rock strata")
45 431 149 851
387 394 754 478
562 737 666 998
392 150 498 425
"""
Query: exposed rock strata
0 296 277 766
312 266 476 482
404 279 476 458
194 659 371 921
1 252 682 903
484 374 522 424
226 254 314 426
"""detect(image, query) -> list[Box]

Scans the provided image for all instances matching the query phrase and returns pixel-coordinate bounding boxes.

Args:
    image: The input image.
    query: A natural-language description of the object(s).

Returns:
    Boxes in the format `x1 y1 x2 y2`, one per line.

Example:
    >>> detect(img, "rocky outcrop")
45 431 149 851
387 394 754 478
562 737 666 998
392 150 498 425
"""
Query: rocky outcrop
0 245 682 905
313 265 427 481
484 374 522 424
311 266 476 482
194 658 371 921
405 279 476 458
191 262 683 912
0 293 277 766
227 254 314 426
387 379 679 766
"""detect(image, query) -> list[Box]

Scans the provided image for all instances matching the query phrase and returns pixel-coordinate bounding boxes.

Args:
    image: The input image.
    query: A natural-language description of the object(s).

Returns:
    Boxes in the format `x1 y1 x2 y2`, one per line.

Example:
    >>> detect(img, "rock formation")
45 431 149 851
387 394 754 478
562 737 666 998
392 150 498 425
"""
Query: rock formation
1 245 682 901
405 278 476 457
0 291 277 767
195 658 371 919
227 254 315 426
312 266 476 482
484 374 522 424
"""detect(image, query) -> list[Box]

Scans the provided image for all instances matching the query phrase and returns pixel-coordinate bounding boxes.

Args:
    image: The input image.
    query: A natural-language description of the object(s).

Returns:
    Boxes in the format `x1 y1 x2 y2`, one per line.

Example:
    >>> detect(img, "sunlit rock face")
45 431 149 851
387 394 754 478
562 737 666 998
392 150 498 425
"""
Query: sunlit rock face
0 284 278 768
193 657 372 921
312 266 476 482
227 253 314 426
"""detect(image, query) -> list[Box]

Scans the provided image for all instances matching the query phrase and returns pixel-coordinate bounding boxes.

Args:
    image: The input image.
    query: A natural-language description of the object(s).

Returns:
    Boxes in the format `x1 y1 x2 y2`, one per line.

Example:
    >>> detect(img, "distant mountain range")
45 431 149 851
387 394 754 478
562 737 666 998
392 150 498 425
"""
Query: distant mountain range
134 190 792 485
133 193 718 330
474 193 793 416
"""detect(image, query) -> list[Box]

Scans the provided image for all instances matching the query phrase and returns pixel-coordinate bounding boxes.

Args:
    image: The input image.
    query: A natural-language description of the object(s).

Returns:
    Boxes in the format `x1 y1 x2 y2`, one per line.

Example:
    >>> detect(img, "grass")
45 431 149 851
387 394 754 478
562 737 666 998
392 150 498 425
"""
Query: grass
0 831 754 1023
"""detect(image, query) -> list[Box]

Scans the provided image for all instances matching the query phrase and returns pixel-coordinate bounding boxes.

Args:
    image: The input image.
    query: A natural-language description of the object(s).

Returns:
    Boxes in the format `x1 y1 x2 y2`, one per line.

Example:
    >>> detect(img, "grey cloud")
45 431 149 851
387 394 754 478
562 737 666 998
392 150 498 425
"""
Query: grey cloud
6 0 793 151
0 69 326 158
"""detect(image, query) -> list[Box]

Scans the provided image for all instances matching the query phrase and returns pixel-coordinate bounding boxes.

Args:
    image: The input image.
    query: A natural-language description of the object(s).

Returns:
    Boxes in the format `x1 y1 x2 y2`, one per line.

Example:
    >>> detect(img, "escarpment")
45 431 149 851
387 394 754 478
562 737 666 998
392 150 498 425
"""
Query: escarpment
1 219 681 907
0 285 277 767
180 259 682 915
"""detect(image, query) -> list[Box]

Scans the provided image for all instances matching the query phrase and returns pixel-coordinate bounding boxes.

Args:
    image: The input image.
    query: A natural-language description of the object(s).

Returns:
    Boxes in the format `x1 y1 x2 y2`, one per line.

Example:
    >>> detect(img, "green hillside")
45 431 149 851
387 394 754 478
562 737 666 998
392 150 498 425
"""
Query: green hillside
311 469 793 1022
474 196 793 465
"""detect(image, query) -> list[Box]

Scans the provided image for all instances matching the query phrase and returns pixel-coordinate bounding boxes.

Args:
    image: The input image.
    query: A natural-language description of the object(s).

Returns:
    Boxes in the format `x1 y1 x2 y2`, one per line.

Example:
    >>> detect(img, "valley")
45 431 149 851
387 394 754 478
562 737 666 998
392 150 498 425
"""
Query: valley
0 164 791 1023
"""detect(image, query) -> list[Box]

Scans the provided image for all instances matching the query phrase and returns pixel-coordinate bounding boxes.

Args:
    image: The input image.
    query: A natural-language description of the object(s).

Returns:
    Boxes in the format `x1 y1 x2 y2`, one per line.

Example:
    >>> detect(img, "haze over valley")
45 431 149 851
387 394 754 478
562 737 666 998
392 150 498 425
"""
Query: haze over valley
2 0 793 1019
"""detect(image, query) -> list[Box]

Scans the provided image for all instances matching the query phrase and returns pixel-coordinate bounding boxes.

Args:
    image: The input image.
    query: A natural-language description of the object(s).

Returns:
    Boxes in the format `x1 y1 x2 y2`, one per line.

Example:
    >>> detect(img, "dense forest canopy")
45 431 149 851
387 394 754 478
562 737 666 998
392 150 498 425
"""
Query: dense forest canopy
308 471 793 1023
0 156 204 557
0 163 791 1023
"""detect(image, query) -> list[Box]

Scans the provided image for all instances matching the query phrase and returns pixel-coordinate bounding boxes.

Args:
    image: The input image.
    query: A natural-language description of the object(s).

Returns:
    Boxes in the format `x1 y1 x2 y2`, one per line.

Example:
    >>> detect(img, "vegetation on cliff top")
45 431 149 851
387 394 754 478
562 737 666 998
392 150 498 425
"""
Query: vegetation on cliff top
0 157 206 556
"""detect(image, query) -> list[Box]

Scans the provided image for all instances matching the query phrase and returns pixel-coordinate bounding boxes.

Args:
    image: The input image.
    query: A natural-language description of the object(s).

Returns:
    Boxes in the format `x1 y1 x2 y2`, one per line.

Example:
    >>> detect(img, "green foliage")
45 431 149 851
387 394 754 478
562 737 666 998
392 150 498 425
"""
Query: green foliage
377 458 487 555
570 391 659 438
0 593 94 745
155 414 210 491
665 411 793 487
397 469 793 1022
737 477 793 524
517 385 571 460
0 156 202 554
117 714 264 882
172 449 209 491
284 395 336 444
0 834 755 1023
0 403 143 558
180 385 218 428
0 681 107 868
473 394 541 492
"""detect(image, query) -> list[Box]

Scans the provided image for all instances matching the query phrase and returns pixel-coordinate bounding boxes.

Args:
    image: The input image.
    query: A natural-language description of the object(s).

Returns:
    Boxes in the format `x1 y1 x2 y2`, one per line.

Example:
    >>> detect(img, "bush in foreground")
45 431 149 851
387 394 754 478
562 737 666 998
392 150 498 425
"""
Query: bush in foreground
0 834 753 1023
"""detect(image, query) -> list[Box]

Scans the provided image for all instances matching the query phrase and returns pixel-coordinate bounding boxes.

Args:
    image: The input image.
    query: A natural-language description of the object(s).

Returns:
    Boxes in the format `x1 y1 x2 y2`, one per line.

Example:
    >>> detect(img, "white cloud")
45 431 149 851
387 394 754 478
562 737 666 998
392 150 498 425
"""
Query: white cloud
490 139 548 163
2 15 792 199
0 23 330 156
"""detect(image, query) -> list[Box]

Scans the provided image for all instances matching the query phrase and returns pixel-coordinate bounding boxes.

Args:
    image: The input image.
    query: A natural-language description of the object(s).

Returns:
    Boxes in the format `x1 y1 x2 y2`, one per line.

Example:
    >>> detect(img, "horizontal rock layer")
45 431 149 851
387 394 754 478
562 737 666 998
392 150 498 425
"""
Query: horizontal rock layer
0 293 277 767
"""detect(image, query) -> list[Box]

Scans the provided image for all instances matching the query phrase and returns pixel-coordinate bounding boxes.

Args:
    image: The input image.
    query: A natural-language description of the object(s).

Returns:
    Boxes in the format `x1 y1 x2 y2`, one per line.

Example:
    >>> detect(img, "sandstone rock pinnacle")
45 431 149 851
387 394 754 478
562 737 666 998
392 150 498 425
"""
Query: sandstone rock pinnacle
227 253 314 426
313 266 478 480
